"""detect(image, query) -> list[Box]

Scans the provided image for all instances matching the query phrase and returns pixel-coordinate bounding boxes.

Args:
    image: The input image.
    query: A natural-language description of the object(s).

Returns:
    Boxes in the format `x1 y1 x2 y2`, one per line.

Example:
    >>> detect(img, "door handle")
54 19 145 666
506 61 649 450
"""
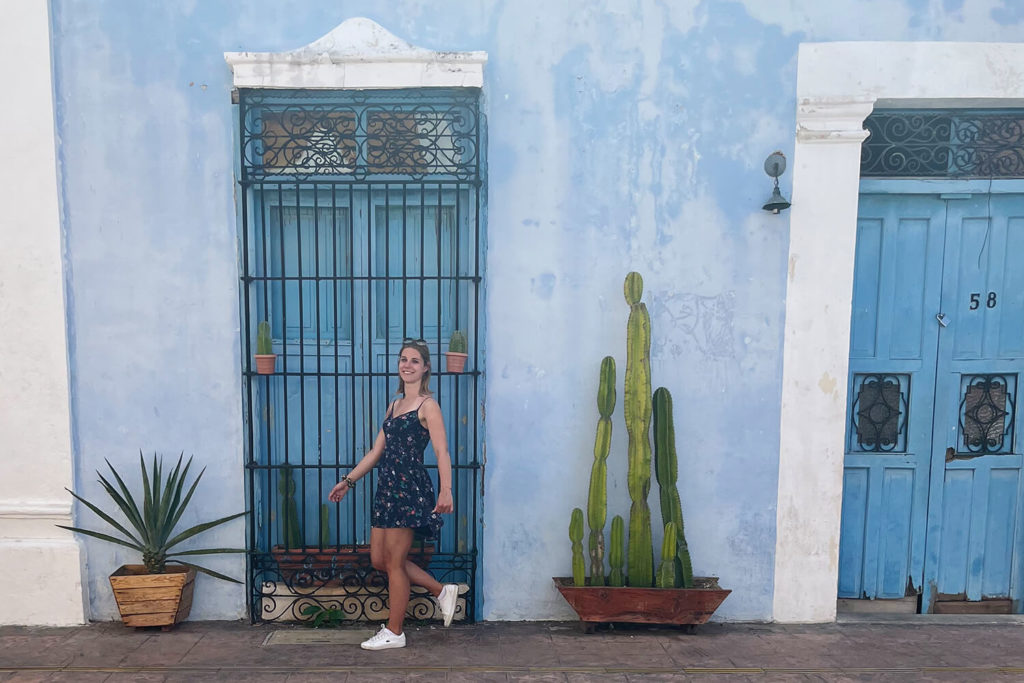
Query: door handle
945 447 955 462
936 313 950 327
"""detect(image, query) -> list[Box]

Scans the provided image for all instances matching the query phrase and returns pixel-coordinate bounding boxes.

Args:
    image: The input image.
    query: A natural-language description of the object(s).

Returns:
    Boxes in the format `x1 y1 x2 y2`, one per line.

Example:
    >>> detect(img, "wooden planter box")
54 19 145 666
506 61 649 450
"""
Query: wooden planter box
553 577 730 630
109 565 196 629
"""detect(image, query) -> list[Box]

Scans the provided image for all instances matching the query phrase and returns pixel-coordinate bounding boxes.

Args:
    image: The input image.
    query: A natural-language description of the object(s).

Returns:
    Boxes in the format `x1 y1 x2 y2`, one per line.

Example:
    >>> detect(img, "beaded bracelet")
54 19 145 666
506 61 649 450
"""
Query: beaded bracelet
342 475 357 489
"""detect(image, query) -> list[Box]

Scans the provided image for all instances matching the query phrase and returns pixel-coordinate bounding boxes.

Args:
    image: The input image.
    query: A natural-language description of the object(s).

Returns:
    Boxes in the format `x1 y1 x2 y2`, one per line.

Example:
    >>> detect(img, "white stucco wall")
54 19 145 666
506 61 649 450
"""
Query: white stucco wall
774 42 1024 623
0 0 85 626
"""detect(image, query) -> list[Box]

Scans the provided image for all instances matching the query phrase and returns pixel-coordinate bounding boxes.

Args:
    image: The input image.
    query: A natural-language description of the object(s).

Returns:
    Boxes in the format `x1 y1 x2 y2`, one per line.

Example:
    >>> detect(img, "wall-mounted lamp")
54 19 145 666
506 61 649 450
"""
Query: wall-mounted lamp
762 151 791 214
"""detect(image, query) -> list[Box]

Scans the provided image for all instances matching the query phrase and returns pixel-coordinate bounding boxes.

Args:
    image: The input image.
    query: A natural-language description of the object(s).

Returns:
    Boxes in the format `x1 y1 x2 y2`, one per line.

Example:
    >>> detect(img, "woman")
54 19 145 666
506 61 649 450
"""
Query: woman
328 338 457 651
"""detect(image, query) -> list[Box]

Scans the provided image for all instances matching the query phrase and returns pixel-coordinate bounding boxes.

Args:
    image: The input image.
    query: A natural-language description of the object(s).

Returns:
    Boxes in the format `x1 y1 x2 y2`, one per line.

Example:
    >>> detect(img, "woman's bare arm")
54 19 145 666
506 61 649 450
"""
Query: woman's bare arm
327 401 393 502
421 398 453 513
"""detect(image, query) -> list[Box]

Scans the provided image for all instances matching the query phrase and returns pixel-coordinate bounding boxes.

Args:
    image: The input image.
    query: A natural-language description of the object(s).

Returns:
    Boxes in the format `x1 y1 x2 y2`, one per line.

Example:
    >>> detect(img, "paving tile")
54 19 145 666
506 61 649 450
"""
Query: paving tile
116 632 204 667
0 637 74 668
437 645 504 666
164 673 289 683
104 673 168 682
282 674 348 683
58 632 151 668
339 673 446 682
657 639 741 669
504 675 568 683
499 634 559 667
6 674 111 682
447 672 509 682
103 671 167 683
0 674 57 683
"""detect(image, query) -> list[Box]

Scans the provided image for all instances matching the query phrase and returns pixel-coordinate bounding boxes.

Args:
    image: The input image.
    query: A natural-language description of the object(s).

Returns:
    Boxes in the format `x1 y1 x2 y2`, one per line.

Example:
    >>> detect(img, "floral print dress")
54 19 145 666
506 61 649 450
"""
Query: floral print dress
371 398 443 540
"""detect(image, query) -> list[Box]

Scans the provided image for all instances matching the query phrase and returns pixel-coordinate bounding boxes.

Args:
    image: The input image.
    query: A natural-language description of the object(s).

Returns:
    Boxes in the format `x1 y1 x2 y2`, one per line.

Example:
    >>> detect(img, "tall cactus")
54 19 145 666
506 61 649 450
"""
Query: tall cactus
623 272 653 587
654 387 694 587
319 503 330 548
278 467 302 549
655 522 679 588
608 515 625 587
569 507 586 587
586 356 616 586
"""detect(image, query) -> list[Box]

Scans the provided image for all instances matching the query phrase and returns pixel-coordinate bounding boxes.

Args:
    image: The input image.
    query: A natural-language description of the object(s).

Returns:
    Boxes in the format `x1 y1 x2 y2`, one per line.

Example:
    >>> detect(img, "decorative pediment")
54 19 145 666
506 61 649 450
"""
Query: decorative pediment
225 18 486 89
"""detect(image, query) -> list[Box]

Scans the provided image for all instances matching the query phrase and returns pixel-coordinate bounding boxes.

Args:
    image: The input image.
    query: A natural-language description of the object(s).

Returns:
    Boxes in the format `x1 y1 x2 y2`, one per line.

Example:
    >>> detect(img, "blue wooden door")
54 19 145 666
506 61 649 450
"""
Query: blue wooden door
921 194 1024 612
841 192 1024 612
839 195 946 601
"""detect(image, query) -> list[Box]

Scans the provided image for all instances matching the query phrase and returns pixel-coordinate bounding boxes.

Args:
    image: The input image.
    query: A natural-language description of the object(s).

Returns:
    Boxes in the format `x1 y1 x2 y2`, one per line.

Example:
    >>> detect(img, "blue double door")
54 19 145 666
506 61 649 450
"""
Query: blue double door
840 191 1024 612
249 184 479 551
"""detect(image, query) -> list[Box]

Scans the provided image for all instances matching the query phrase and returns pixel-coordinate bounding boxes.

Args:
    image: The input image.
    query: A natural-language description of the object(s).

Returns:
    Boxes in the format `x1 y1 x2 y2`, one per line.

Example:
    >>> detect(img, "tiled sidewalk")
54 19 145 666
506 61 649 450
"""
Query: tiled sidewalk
2 619 1024 681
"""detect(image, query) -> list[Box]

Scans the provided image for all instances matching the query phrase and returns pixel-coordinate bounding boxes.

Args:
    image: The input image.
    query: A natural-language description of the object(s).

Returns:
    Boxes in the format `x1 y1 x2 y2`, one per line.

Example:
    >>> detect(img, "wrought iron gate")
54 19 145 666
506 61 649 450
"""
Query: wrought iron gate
237 88 484 623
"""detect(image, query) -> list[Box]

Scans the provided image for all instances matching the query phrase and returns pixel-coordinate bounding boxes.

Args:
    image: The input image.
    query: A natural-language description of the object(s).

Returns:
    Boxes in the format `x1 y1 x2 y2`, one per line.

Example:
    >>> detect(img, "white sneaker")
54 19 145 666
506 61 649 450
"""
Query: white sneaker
437 584 458 627
360 625 406 650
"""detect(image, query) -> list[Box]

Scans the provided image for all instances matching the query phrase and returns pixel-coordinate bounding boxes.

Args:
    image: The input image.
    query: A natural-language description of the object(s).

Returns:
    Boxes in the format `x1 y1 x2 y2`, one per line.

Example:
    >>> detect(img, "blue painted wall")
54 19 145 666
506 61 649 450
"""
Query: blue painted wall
50 0 1024 620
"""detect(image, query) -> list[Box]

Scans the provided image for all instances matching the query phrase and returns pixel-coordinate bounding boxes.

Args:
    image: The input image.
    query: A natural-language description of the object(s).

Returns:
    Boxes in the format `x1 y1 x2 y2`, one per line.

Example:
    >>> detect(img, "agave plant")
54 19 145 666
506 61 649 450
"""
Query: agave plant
58 452 247 582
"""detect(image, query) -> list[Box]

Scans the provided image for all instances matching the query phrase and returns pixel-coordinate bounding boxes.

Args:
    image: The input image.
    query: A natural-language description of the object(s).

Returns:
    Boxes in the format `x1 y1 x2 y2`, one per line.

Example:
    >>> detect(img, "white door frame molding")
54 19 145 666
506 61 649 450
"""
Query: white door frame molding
0 2 85 625
774 42 1024 623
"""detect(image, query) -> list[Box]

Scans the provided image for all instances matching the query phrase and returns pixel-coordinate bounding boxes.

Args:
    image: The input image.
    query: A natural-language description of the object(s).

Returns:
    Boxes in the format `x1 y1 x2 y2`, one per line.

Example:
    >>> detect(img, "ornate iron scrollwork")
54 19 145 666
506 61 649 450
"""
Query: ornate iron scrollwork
959 374 1016 455
850 374 910 453
252 549 473 623
862 111 1024 178
240 89 481 182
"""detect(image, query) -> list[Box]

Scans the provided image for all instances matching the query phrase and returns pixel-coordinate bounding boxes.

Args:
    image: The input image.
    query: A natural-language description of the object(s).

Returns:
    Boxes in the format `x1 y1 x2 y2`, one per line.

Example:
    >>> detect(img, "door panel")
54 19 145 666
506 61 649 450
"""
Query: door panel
922 195 1024 611
839 195 946 600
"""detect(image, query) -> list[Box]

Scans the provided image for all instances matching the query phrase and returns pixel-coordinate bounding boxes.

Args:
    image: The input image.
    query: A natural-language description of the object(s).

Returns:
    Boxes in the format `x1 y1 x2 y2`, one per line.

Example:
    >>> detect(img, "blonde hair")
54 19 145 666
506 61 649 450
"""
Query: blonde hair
396 341 432 396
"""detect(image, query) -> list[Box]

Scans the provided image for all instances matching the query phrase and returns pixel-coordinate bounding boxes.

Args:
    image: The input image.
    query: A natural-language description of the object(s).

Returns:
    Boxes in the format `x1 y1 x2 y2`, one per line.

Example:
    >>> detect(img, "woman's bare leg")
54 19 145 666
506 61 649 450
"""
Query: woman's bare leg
369 528 387 572
404 560 442 597
382 528 414 635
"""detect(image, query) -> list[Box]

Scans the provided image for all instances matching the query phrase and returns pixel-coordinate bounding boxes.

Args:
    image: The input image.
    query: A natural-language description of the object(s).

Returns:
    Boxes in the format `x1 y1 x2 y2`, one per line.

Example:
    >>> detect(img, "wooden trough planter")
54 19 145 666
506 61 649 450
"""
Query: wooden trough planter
553 577 730 632
109 564 196 629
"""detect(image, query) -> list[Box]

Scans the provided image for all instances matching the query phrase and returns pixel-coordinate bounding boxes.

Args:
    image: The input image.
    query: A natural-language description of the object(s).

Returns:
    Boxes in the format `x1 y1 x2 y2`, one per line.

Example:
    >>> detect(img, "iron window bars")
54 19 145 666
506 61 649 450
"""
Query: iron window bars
238 88 483 623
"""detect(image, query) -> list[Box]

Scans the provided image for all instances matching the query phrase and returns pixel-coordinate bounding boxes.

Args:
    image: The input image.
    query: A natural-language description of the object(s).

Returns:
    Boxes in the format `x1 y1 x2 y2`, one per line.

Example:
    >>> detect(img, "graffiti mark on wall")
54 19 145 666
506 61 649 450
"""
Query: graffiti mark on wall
659 291 736 360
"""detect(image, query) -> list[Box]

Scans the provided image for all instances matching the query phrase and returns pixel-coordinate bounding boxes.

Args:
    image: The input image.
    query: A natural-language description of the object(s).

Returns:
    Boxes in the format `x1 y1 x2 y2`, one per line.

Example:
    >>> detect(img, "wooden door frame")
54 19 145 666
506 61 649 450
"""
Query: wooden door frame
774 42 1024 623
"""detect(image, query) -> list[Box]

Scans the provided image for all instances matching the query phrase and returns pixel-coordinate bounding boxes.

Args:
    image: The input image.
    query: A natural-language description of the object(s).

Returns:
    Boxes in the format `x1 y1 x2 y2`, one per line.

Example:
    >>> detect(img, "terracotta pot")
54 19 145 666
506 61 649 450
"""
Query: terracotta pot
109 564 196 629
271 544 435 584
553 577 730 627
254 354 277 374
445 352 468 373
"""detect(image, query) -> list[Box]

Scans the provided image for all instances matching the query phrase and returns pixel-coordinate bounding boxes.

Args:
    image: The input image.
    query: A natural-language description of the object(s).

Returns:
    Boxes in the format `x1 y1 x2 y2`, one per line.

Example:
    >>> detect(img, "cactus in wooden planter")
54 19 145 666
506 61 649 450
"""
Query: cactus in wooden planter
654 387 694 587
569 507 586 587
623 272 654 587
586 356 616 585
655 522 679 588
608 514 625 587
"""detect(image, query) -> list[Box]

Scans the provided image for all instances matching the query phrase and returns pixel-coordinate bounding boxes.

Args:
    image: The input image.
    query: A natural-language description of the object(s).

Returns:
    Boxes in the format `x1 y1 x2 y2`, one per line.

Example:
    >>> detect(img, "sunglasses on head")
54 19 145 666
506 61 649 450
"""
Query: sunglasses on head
402 338 429 346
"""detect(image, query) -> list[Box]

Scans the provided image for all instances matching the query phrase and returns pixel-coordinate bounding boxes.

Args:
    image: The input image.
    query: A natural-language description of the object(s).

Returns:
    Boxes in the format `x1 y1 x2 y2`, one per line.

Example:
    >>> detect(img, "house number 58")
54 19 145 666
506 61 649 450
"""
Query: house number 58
969 292 997 310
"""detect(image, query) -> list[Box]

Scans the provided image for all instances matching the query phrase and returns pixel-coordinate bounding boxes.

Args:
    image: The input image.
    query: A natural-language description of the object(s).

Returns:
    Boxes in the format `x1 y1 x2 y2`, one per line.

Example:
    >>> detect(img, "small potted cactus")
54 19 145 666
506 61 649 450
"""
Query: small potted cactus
254 321 277 375
445 329 468 373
